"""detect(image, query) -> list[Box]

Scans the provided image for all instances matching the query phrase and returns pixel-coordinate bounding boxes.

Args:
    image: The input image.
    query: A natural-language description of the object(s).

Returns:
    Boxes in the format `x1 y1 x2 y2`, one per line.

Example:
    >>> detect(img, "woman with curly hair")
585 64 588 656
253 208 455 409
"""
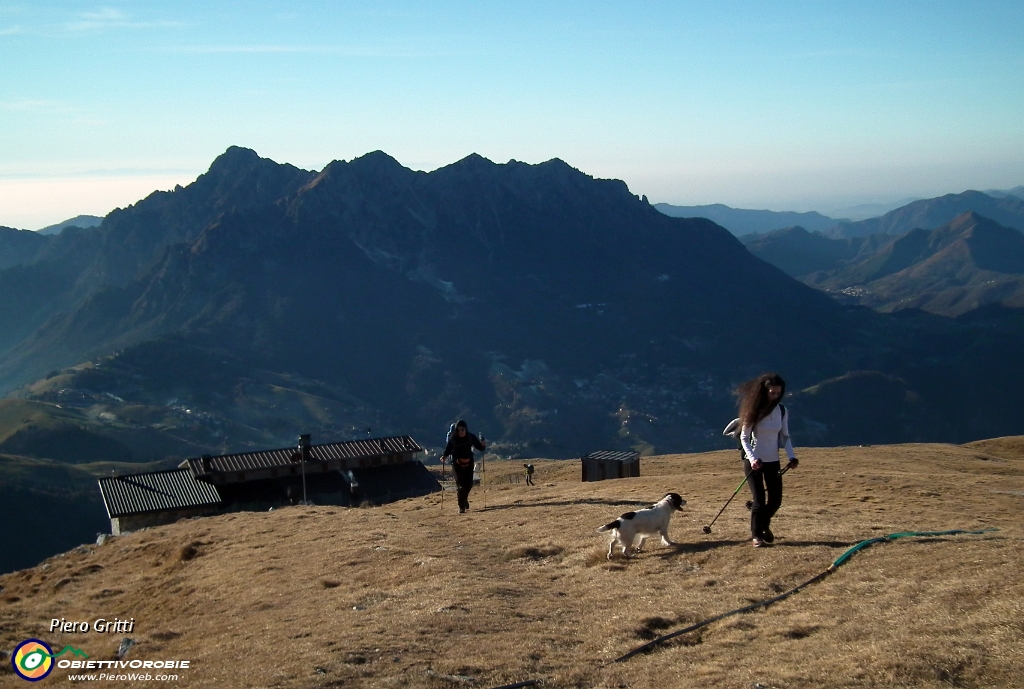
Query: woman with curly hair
737 373 798 547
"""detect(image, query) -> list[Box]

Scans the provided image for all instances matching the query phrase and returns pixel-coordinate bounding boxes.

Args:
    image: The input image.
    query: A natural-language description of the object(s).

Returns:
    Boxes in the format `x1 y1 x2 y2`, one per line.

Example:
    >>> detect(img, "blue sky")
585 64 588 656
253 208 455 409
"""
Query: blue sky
2 1 1023 228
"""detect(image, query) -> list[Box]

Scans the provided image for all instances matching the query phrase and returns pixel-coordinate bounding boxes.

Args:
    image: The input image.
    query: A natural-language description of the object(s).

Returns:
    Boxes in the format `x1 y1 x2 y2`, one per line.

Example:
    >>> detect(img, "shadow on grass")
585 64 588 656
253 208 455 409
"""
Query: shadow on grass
771 539 859 548
654 540 748 556
480 498 652 511
646 538 860 559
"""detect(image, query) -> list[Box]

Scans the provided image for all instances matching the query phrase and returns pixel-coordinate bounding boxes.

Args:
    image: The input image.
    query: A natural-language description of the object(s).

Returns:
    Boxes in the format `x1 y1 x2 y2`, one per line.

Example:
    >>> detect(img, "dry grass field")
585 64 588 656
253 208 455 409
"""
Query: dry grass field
2 440 1023 688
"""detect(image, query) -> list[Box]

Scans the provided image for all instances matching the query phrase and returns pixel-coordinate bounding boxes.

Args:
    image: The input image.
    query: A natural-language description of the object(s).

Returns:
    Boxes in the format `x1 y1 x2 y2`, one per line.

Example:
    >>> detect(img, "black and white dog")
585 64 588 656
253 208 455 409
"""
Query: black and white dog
597 493 687 559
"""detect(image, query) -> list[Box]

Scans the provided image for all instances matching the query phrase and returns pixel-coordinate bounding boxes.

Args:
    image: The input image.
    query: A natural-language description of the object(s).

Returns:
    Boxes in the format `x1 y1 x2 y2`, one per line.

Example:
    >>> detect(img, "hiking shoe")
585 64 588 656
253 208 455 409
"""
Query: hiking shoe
752 537 764 548
761 528 774 544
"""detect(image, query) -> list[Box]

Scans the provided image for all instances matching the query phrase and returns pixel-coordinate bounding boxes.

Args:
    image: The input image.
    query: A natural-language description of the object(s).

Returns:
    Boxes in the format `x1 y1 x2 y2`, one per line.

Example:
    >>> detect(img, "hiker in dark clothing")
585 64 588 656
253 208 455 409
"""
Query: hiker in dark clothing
524 463 535 486
442 419 485 513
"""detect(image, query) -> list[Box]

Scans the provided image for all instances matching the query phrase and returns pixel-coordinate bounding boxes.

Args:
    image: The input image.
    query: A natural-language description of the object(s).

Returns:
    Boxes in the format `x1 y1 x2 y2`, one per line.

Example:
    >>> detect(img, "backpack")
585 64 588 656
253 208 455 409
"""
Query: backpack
723 405 786 440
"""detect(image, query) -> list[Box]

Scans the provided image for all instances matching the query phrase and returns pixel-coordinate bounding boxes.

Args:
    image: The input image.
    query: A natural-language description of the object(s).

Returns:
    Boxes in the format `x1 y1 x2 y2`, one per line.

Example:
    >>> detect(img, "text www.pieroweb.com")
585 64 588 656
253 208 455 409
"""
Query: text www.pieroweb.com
67 673 179 682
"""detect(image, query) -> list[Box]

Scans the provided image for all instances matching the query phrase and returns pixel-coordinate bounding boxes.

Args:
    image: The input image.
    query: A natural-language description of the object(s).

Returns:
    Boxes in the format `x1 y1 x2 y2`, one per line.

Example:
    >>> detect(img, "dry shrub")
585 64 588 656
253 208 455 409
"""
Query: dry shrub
179 543 199 561
322 579 342 588
883 651 978 686
502 544 564 561
583 547 621 567
634 615 676 639
151 631 182 641
88 588 123 599
782 625 819 639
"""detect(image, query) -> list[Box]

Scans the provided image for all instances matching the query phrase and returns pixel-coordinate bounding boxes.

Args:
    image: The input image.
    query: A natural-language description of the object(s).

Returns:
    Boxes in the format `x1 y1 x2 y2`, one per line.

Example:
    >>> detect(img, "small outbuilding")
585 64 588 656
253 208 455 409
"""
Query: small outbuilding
98 468 224 536
580 449 640 482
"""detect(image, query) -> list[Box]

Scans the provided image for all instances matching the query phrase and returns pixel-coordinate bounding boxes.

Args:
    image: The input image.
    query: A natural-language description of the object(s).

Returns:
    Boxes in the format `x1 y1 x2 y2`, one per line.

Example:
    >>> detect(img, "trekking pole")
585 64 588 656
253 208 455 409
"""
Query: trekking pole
702 475 748 534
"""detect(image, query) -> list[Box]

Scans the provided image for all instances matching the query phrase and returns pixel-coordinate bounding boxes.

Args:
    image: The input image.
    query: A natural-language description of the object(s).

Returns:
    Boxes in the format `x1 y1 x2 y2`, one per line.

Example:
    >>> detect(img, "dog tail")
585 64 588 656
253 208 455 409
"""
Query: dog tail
596 519 620 532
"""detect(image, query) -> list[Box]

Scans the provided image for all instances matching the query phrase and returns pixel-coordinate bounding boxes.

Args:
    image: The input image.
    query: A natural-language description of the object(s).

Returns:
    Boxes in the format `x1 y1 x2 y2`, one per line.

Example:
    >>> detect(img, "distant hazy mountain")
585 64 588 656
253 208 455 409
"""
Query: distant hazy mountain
653 203 841 236
37 214 104 235
742 227 891 278
824 191 1024 238
823 198 921 222
0 226 50 270
984 185 1024 199
805 212 1024 315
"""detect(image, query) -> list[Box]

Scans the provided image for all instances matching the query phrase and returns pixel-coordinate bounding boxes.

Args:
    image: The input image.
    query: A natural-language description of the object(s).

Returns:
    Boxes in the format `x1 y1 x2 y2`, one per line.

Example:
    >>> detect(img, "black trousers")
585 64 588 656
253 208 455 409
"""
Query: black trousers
454 469 473 510
743 458 782 538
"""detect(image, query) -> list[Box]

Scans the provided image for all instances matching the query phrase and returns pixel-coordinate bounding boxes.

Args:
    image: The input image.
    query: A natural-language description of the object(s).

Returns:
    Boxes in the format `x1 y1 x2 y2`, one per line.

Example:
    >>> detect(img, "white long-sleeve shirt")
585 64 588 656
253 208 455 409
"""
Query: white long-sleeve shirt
741 405 795 464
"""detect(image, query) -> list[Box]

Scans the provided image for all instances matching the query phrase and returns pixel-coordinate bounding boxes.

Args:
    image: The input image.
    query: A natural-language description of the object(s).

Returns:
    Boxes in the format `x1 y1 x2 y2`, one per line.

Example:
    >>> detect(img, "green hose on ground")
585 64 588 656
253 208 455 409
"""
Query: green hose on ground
827 528 995 570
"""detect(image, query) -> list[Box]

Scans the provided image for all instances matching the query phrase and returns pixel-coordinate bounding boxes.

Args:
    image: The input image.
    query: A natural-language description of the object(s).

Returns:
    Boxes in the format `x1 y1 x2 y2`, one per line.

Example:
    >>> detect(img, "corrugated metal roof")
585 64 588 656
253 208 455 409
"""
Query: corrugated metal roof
582 450 640 462
183 435 424 476
312 436 422 460
99 469 223 519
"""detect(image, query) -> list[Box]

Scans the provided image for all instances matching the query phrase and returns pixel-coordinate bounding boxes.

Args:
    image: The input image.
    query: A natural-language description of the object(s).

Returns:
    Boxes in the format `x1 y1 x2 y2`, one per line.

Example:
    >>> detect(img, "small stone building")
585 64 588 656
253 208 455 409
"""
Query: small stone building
580 450 641 482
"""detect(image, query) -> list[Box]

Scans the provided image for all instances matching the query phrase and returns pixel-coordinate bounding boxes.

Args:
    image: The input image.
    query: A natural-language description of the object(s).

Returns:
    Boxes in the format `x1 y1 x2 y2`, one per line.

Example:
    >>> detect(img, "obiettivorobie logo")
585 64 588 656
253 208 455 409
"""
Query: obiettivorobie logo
11 639 88 682
11 637 192 682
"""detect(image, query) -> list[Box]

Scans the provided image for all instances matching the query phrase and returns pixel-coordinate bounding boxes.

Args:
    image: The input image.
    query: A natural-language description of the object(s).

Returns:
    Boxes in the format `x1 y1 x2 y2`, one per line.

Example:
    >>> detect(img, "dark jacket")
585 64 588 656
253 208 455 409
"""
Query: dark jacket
444 432 484 479
444 432 484 460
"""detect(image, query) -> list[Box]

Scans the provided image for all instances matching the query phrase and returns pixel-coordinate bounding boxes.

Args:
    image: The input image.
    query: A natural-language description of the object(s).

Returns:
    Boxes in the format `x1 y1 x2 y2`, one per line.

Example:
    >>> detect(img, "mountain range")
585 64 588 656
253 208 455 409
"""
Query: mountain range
663 190 1024 240
0 225 50 270
38 214 104 235
653 203 841 236
984 185 1024 199
823 190 1024 238
1 148 858 454
821 197 922 221
741 227 892 278
3 147 1024 574
746 212 1024 316
2 148 1024 457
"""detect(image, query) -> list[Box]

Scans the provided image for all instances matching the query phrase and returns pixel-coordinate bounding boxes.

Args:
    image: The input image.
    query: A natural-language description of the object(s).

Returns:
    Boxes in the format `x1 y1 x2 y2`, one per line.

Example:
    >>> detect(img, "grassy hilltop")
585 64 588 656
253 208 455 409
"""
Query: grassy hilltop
1 440 1022 688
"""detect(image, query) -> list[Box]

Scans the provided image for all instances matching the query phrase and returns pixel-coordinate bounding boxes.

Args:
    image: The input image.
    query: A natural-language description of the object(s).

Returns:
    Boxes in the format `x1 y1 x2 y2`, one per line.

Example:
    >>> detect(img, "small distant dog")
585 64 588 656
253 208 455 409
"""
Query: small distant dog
597 493 686 559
